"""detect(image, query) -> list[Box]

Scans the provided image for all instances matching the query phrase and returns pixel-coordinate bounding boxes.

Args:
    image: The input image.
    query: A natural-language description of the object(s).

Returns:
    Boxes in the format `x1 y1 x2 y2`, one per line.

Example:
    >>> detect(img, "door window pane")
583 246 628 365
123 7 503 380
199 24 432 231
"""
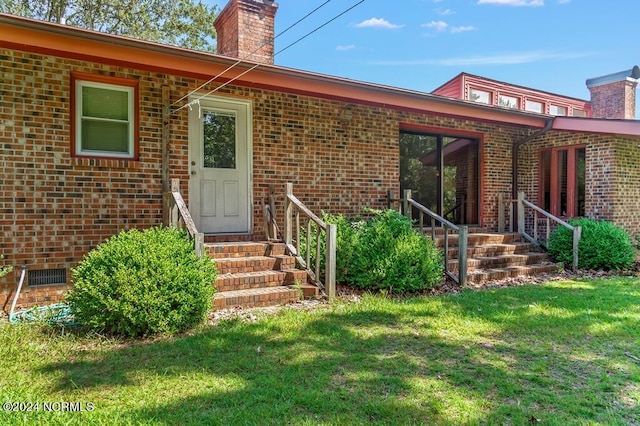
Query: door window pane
203 111 236 169
558 150 568 216
576 148 586 217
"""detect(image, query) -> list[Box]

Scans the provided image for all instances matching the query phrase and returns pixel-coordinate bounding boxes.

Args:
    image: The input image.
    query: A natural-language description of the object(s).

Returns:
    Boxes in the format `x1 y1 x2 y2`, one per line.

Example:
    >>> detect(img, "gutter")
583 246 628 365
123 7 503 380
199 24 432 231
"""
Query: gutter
512 117 554 205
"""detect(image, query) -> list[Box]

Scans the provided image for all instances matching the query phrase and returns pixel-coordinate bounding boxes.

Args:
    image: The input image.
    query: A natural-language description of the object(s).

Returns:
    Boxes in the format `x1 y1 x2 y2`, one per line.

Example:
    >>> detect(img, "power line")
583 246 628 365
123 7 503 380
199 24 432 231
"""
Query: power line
170 0 366 115
276 1 365 57
170 0 333 110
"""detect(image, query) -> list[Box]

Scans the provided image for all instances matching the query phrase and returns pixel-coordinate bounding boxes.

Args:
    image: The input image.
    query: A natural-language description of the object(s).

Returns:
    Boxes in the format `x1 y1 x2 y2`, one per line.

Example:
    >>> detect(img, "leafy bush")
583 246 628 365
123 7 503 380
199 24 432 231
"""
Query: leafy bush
0 255 12 279
68 227 216 337
347 209 443 292
299 213 362 283
548 218 636 270
299 210 443 293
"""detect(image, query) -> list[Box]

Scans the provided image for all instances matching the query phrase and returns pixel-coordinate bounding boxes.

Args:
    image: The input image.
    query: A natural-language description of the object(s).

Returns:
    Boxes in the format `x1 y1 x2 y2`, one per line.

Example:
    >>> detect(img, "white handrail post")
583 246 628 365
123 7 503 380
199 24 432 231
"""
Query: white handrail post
325 223 337 300
517 191 525 236
572 225 581 270
458 225 468 286
403 189 412 221
285 182 293 246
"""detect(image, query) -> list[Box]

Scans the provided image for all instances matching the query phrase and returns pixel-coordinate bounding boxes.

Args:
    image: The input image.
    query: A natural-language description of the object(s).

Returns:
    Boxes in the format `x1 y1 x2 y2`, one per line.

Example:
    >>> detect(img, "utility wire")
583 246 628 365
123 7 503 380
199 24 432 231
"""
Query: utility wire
171 0 366 115
170 0 332 110
276 0 365 57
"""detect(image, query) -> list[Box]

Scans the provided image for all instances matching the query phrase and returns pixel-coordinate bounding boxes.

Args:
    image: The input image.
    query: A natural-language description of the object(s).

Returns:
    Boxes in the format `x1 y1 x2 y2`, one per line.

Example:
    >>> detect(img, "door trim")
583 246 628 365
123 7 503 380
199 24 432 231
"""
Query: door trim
187 94 253 234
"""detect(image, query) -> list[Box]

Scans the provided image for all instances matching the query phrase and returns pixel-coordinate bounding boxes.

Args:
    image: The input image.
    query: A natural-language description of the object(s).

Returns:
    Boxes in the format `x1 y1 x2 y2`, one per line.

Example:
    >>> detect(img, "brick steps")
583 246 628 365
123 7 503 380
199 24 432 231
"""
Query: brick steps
448 252 549 272
466 264 560 283
426 229 558 284
207 241 318 310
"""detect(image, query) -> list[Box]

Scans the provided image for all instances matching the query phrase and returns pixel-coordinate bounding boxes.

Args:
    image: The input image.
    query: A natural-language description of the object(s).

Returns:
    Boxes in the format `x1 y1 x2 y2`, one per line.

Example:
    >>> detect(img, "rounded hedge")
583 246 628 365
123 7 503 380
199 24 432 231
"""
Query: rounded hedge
67 227 216 337
548 218 636 271
347 209 443 292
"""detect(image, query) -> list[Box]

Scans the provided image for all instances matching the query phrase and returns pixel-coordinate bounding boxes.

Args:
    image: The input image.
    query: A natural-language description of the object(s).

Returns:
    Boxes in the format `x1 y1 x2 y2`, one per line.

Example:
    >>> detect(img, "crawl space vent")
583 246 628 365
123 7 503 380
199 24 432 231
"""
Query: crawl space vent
28 268 67 286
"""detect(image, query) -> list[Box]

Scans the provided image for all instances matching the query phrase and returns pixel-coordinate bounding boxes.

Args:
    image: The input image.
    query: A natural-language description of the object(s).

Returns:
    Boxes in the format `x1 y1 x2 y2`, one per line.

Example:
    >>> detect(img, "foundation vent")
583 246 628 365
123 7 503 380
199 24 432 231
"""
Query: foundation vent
28 268 67 286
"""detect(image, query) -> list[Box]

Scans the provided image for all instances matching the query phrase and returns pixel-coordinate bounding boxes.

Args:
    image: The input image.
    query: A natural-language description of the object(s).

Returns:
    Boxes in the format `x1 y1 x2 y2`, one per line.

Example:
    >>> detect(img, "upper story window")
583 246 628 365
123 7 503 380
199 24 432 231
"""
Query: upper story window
469 88 492 105
498 95 519 109
72 73 139 159
572 109 587 117
550 105 567 116
525 100 544 114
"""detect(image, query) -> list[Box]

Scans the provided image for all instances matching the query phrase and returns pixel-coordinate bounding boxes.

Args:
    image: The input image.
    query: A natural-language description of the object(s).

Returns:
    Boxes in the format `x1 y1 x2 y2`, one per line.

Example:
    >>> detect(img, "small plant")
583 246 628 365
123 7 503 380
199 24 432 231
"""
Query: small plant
348 209 443 292
67 226 216 337
548 218 636 271
0 255 12 279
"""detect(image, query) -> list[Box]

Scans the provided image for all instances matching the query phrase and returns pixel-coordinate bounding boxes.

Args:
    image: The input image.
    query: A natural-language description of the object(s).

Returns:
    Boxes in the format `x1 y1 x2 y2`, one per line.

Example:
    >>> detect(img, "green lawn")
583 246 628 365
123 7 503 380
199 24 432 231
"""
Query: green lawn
1 278 639 425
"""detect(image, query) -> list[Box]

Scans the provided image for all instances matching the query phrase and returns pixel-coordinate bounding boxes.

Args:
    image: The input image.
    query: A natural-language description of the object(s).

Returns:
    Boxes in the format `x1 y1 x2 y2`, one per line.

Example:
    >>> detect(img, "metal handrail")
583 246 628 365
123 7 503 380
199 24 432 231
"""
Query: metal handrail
500 191 581 270
284 183 336 299
401 190 468 286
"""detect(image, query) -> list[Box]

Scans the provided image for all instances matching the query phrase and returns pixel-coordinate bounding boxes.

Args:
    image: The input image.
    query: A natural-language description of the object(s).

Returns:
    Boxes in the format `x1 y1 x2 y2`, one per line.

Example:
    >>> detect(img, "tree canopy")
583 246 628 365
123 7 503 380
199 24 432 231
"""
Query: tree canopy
1 0 218 52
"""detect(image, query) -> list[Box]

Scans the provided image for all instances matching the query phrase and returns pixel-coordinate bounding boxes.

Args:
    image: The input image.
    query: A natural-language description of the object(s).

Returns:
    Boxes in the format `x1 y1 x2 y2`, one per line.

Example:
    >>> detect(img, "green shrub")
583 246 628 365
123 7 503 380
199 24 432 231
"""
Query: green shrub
67 227 216 337
299 213 362 283
0 255 12 279
548 218 636 270
348 209 443 292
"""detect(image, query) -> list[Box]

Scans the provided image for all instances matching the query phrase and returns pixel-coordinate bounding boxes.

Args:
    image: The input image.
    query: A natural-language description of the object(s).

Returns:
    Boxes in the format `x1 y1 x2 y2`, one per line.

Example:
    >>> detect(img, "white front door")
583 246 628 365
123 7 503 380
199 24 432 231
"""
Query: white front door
188 96 252 234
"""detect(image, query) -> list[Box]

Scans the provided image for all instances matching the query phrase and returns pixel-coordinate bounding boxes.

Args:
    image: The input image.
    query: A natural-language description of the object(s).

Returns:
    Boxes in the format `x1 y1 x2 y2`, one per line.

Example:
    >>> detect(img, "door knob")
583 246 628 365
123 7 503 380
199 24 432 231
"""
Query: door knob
191 170 197 175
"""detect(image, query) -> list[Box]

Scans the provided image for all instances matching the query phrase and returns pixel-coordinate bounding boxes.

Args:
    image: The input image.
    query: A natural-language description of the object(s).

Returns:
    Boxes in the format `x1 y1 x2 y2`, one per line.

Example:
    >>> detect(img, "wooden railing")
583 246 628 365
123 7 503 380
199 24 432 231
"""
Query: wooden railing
499 191 581 270
389 189 468 286
284 183 336 299
263 184 280 241
164 178 204 257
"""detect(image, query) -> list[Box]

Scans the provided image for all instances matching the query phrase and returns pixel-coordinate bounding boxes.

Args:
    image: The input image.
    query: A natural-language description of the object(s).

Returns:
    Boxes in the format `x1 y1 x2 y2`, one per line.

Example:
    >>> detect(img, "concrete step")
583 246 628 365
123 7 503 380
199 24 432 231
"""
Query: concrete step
466 263 560 283
448 252 549 272
213 286 302 310
215 269 308 293
206 241 286 259
215 255 295 275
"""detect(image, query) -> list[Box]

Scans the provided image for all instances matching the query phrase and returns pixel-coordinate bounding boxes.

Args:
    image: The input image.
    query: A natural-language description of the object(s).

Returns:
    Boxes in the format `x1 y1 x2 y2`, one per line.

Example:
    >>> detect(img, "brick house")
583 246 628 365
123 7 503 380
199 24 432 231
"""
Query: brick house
1 0 640 307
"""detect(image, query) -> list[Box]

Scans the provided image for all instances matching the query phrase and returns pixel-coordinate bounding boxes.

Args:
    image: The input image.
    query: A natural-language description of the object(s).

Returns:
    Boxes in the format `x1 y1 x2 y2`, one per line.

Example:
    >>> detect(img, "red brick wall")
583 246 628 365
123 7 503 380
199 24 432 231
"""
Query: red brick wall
518 132 640 236
0 47 565 309
214 0 277 64
589 80 638 119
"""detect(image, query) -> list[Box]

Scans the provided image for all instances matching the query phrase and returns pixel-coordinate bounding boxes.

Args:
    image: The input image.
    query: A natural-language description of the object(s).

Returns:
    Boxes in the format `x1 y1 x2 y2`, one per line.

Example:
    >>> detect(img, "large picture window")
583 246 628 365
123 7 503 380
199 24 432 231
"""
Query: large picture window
72 73 138 159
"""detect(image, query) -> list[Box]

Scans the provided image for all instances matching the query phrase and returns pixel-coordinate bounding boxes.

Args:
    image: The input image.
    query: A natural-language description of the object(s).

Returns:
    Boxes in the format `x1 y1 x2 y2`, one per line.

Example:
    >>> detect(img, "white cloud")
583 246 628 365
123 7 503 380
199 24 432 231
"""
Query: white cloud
451 26 476 33
371 50 593 66
478 0 544 6
422 20 449 31
354 18 404 29
438 8 455 15
337 44 356 51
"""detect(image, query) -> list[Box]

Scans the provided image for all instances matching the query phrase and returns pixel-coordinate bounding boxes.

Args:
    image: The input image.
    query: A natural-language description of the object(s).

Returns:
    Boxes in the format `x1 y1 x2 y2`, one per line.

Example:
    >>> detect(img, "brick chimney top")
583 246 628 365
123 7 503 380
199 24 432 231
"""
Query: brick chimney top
214 0 279 65
586 66 639 119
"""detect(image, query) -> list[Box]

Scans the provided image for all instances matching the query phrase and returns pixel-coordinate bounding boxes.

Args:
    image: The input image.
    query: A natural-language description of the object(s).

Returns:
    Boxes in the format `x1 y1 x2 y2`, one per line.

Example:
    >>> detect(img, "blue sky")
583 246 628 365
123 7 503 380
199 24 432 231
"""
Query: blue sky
207 0 639 114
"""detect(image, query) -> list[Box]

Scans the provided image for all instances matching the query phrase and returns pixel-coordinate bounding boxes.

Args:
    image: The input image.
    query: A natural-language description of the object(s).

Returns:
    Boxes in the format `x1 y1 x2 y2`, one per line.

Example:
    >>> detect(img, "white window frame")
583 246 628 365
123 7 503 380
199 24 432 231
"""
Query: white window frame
75 80 135 158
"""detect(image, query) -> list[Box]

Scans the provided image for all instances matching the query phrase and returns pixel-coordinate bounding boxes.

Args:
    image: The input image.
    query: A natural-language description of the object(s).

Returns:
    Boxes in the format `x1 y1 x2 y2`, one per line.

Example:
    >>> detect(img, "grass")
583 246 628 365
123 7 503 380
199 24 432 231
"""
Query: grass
1 277 639 425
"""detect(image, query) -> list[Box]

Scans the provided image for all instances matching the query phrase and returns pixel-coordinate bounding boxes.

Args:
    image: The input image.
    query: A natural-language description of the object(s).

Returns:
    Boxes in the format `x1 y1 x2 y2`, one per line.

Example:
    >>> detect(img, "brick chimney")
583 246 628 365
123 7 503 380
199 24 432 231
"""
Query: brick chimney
214 0 278 65
586 66 640 119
